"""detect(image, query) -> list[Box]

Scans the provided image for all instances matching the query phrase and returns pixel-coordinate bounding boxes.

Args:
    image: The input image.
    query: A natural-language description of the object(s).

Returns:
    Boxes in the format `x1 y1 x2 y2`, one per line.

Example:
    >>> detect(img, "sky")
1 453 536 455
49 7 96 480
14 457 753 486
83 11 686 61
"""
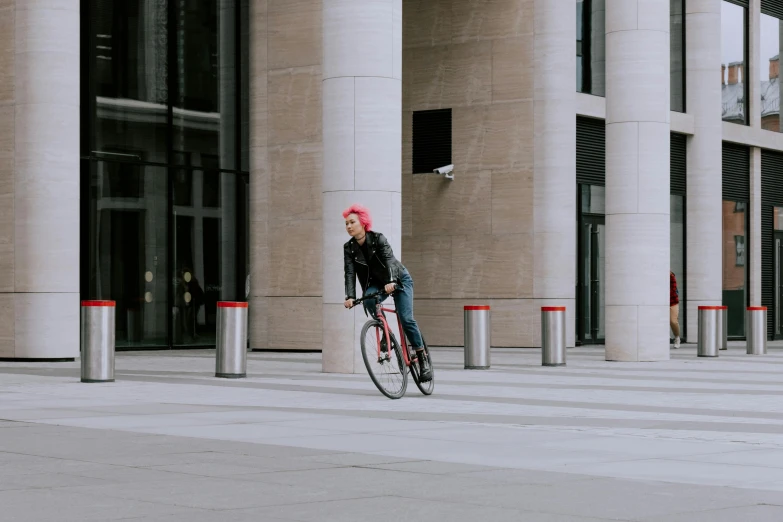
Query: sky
721 2 745 67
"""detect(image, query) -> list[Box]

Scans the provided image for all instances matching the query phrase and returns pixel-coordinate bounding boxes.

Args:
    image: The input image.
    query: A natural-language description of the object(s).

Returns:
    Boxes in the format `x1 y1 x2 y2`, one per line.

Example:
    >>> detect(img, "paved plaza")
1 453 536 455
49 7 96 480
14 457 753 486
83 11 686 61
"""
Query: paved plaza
1 344 783 521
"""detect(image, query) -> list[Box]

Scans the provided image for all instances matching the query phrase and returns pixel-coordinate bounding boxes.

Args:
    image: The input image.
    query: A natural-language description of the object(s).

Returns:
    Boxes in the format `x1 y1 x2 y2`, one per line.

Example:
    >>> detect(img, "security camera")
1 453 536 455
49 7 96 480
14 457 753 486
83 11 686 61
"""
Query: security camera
433 164 454 180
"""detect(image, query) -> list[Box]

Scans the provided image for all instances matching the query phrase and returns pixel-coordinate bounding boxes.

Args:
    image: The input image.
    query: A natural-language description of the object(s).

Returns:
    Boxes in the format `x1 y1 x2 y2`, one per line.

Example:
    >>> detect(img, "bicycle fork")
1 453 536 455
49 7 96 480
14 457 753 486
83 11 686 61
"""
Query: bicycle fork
376 310 392 363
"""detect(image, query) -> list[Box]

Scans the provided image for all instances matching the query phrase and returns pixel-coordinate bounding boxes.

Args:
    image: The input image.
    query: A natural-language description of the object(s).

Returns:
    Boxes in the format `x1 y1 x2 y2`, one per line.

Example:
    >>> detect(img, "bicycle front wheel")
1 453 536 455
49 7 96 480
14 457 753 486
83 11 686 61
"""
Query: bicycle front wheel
361 320 407 399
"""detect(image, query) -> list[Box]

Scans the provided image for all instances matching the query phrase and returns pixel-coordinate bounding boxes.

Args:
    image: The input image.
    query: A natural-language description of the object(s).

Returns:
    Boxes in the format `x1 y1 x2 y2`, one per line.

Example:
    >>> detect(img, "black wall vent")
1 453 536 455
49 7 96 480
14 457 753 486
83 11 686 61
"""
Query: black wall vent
761 0 783 19
722 143 750 201
412 109 452 174
727 0 749 8
670 133 687 195
576 117 605 186
761 150 783 338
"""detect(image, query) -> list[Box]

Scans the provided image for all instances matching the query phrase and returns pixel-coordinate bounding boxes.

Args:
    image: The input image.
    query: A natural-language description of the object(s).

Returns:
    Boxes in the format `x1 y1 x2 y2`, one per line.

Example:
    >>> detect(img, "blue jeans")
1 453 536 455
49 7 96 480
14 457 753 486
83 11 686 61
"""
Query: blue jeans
362 269 424 348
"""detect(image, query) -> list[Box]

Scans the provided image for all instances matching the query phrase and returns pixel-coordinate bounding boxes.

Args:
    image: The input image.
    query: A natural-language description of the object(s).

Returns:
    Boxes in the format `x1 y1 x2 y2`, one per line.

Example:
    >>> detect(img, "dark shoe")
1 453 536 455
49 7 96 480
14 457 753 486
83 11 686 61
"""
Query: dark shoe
380 337 388 353
416 348 432 382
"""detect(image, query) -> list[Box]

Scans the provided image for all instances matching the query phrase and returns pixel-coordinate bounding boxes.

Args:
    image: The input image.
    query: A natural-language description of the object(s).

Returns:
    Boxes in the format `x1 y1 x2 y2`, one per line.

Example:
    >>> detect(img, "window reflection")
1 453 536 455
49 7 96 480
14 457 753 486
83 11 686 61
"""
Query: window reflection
670 0 685 112
172 0 238 171
86 161 169 347
761 13 783 132
83 0 249 349
576 0 605 96
774 206 783 230
721 1 748 125
173 169 242 346
90 0 169 162
581 185 605 214
723 200 747 337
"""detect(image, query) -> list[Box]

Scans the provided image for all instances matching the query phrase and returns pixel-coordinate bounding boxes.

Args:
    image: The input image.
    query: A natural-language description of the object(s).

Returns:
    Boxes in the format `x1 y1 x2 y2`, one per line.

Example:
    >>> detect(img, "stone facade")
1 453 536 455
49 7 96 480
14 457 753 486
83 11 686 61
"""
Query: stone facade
401 0 551 348
249 0 324 351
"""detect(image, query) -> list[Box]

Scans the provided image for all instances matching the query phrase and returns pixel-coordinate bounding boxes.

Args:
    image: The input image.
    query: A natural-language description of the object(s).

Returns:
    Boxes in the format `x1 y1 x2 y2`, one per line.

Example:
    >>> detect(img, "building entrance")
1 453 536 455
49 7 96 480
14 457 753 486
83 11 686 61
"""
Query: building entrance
775 231 783 338
577 185 605 345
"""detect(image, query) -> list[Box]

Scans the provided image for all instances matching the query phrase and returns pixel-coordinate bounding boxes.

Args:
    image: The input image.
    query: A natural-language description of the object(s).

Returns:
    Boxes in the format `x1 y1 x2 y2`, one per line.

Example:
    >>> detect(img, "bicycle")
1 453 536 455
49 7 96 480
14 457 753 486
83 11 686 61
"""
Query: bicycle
350 289 434 399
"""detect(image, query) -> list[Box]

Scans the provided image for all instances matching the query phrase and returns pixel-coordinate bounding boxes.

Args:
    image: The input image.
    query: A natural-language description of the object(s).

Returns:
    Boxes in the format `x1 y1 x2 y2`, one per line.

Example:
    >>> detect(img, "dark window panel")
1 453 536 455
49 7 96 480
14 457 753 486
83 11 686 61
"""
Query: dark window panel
670 0 685 112
576 0 605 97
412 109 452 174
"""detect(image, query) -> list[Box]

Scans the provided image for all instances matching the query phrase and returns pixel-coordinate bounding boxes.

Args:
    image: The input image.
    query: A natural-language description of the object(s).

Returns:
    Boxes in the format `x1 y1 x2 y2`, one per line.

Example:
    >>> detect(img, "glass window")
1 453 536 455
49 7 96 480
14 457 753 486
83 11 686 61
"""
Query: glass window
576 0 605 96
83 0 249 349
670 0 685 112
581 185 606 214
774 206 783 229
761 13 783 132
172 0 238 171
87 0 169 162
723 199 748 337
240 0 249 172
722 1 748 125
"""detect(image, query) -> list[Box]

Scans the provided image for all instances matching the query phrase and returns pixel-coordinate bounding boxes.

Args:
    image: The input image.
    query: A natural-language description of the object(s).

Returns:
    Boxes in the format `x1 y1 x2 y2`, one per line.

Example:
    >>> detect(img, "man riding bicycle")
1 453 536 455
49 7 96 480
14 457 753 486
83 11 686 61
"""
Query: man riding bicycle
342 204 432 382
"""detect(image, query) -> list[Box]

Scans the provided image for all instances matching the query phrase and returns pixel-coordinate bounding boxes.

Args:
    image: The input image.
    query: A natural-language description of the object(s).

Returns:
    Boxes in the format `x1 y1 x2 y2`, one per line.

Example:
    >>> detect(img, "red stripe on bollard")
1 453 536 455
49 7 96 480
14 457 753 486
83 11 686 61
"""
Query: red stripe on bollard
698 306 724 310
81 301 115 307
541 306 566 312
217 302 248 308
464 306 490 311
748 306 767 311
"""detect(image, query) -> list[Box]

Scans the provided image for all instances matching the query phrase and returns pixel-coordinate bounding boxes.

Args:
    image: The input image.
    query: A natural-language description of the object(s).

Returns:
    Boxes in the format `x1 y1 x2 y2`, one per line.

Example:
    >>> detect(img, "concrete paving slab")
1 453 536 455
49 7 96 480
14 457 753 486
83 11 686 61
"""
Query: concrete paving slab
1 345 783 521
251 495 612 522
641 504 783 522
58 477 382 511
566 458 783 490
0 488 204 521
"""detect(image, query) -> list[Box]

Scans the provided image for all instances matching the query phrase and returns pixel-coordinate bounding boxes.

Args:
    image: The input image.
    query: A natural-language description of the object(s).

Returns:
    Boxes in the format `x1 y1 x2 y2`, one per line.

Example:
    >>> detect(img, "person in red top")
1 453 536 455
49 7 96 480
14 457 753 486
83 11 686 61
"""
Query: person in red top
670 271 680 348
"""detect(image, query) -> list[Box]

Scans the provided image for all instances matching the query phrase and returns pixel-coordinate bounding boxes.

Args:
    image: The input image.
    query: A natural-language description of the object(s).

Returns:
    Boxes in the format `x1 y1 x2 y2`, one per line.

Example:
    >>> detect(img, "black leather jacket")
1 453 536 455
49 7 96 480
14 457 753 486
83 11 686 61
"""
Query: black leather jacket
344 231 405 300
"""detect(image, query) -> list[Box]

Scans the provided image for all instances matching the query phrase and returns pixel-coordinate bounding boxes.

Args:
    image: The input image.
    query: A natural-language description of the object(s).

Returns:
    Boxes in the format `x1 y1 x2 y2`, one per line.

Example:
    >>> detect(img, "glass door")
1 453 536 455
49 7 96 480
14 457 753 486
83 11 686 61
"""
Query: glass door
172 167 246 347
85 161 169 348
776 232 783 338
580 215 605 344
722 200 747 338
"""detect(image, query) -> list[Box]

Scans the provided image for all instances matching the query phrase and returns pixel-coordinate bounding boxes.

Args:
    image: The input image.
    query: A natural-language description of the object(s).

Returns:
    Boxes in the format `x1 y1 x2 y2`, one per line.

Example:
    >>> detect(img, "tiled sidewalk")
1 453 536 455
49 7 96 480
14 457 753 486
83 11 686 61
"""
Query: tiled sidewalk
1 344 782 521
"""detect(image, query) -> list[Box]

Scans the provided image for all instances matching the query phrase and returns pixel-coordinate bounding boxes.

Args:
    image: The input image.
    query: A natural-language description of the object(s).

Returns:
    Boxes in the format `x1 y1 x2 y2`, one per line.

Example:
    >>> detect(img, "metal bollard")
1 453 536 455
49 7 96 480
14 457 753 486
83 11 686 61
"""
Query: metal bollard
215 302 248 378
541 307 566 367
746 307 767 355
718 306 728 350
80 301 116 383
464 306 490 369
697 306 721 357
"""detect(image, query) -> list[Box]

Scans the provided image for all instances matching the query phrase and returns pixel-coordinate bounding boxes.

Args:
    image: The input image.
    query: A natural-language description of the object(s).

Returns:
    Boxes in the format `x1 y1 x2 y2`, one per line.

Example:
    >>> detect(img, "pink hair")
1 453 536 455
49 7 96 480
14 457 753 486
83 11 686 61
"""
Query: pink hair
342 204 372 231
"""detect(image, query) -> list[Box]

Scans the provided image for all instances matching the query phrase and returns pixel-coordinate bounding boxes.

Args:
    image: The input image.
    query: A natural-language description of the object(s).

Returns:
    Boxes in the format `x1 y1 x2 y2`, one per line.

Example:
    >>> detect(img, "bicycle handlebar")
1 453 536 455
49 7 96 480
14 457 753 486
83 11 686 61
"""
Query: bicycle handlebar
348 288 398 308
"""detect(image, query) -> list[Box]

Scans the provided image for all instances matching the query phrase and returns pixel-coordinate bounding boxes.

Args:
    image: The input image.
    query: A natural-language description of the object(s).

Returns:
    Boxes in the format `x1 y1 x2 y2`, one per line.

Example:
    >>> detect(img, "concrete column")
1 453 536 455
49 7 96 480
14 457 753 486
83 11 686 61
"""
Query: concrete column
604 0 671 361
685 1 723 340
750 147 762 305
533 0 576 347
322 0 402 373
0 2 81 359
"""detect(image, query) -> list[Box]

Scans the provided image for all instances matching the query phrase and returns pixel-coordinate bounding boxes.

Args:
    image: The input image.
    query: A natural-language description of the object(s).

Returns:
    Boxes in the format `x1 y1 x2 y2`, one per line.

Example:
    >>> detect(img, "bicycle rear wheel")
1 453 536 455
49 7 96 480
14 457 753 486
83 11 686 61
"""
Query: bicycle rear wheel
409 336 434 396
360 320 407 399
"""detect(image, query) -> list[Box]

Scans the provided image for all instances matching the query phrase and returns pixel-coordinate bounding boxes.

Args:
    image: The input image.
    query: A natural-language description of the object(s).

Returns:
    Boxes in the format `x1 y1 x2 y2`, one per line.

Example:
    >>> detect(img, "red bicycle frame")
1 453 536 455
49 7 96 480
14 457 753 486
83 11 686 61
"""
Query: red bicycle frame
372 303 413 367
